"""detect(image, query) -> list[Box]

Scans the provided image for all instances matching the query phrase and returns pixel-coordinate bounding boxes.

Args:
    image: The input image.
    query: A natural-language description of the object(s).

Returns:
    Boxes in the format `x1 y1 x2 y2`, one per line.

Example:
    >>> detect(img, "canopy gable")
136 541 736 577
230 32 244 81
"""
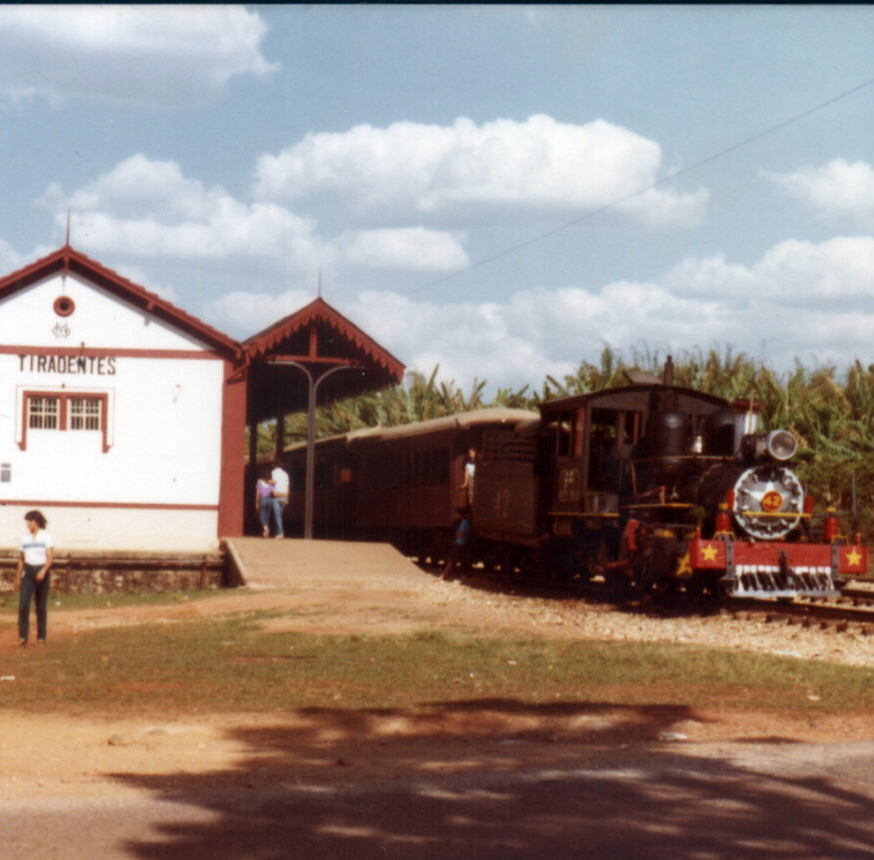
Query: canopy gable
243 297 405 422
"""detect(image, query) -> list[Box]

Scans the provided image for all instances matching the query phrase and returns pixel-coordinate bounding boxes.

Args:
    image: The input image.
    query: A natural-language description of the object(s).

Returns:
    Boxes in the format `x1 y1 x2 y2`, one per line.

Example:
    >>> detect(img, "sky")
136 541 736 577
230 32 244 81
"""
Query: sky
2 5 874 395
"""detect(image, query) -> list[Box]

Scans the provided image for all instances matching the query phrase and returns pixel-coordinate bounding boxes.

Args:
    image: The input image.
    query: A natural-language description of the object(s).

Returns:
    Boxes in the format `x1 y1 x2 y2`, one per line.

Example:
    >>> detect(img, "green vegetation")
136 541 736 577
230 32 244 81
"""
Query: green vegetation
3 615 873 717
254 345 874 540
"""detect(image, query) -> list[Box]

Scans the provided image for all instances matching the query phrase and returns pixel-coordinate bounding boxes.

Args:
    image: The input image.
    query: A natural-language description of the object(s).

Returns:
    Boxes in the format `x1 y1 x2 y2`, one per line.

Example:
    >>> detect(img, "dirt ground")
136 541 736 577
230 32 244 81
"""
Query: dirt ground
2 542 874 858
2 538 873 814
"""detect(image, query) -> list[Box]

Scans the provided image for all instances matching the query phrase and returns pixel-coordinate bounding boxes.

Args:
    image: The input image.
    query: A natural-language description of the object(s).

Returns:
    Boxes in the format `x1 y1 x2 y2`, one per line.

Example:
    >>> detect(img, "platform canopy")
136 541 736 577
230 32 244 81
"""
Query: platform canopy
243 296 405 425
243 297 405 539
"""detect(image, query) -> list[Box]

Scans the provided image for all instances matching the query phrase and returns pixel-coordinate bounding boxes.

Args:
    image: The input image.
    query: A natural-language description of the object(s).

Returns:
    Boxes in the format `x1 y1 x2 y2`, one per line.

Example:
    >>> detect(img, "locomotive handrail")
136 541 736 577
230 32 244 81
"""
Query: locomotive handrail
547 511 619 518
629 455 728 463
624 503 695 510
736 510 808 519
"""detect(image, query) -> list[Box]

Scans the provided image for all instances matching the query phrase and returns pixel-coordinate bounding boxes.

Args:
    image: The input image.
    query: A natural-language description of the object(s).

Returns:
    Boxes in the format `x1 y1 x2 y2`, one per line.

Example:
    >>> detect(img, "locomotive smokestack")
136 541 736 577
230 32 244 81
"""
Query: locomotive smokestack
663 355 674 387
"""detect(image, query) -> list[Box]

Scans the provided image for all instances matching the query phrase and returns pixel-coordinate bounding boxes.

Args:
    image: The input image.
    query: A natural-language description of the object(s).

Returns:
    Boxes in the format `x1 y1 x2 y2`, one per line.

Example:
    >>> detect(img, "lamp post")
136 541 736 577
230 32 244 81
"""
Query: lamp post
272 360 357 539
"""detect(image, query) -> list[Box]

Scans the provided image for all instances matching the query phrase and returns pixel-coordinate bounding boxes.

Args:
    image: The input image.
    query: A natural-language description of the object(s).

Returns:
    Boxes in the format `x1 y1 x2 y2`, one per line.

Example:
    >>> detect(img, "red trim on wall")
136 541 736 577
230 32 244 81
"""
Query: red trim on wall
217 357 247 537
1 500 219 511
1 345 224 361
19 390 110 452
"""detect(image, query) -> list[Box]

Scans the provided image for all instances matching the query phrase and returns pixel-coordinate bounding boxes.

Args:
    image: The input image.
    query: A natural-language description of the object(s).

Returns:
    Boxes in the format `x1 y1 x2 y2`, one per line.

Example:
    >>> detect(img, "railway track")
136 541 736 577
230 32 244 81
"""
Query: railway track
722 588 874 633
428 555 874 636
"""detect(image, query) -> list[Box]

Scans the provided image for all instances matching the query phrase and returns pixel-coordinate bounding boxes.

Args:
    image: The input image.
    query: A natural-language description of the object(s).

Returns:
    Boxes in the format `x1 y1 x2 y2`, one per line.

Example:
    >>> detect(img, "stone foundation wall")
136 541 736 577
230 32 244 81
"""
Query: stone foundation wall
0 553 227 594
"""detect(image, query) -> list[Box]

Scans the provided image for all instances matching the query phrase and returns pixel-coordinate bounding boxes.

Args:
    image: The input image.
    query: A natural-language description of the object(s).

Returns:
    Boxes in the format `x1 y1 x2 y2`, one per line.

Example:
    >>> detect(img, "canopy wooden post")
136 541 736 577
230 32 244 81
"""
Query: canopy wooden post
273 361 356 539
275 411 285 460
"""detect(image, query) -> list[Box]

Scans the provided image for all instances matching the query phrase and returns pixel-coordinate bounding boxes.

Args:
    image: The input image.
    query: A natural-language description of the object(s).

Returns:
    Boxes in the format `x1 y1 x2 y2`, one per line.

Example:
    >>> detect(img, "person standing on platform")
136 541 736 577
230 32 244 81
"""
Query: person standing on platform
440 507 471 580
461 448 477 509
255 471 276 537
271 463 290 539
15 510 53 646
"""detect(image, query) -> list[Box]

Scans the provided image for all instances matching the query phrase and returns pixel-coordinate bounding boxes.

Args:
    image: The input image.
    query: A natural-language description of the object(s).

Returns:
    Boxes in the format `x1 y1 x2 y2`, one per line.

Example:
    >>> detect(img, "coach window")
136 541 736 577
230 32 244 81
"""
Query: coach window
389 453 404 489
315 460 331 491
553 411 574 457
571 408 586 458
413 451 423 487
20 391 110 453
588 409 619 492
379 454 392 489
433 448 448 485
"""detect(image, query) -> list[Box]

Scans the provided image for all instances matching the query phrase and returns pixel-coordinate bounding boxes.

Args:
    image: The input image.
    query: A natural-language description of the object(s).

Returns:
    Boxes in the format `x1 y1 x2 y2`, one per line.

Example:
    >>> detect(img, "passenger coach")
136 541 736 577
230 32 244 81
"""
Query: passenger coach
280 409 537 557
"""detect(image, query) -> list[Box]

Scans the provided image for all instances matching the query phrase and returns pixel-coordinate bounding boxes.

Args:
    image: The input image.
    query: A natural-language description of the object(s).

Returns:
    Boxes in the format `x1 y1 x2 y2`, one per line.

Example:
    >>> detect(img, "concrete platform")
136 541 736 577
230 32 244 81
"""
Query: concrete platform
223 537 429 588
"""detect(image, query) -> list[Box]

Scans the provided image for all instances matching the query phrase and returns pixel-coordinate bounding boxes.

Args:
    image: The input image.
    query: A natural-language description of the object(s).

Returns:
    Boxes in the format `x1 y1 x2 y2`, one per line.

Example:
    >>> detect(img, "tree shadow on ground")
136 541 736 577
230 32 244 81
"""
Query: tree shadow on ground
109 698 874 860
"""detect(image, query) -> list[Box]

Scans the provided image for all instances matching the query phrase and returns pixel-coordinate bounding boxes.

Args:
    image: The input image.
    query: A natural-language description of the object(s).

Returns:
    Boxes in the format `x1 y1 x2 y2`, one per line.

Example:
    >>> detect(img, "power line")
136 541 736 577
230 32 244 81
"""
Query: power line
411 72 874 294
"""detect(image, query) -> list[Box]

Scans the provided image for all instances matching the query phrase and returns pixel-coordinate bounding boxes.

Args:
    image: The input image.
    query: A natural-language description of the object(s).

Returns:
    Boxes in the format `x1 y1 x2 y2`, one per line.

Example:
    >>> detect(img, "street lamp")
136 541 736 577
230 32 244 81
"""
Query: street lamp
272 360 358 539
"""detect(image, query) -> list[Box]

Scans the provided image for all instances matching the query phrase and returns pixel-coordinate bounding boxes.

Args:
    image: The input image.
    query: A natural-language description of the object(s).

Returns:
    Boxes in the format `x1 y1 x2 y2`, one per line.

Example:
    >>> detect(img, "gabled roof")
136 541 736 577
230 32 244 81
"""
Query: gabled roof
0 245 406 420
243 296 405 423
0 244 242 358
244 295 404 378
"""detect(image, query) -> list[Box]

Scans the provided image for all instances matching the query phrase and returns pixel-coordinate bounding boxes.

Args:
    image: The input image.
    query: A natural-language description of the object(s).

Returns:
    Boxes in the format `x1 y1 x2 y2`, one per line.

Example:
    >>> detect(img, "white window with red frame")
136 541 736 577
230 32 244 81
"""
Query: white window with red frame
19 390 112 452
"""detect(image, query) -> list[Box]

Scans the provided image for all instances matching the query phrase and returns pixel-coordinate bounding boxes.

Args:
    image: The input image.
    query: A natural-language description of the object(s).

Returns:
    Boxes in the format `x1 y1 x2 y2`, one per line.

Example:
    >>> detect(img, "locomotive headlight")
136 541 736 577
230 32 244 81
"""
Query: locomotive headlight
766 430 797 461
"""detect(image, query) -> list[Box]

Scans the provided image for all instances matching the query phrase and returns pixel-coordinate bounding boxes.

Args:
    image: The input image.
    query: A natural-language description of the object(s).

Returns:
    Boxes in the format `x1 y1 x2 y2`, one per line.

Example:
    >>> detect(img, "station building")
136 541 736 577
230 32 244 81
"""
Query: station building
0 244 403 553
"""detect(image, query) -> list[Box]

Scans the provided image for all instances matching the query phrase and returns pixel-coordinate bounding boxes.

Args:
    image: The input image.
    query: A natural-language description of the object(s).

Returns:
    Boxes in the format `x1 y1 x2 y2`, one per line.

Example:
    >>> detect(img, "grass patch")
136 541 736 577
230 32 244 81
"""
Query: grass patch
2 616 873 717
0 588 226 615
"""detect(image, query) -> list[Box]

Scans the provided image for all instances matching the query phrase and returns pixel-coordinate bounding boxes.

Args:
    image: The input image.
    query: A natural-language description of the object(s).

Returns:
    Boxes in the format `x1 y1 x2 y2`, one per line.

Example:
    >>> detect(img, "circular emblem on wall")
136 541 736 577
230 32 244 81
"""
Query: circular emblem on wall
761 490 784 513
53 295 76 317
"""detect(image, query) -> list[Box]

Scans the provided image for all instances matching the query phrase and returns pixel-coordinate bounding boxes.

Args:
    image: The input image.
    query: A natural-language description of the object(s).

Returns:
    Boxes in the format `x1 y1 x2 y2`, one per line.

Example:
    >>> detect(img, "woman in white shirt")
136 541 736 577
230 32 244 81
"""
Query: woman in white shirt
461 448 476 508
15 510 54 646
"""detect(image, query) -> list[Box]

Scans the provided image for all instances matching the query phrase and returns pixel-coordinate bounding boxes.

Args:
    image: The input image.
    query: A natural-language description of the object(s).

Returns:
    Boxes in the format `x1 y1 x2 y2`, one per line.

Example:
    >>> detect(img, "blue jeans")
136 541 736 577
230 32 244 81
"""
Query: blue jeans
258 498 273 532
271 498 285 538
19 564 50 642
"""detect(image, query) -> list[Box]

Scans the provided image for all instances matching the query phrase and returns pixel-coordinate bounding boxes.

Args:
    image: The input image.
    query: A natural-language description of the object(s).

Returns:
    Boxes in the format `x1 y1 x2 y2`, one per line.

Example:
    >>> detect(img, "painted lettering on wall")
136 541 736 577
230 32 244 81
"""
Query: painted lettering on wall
18 354 117 375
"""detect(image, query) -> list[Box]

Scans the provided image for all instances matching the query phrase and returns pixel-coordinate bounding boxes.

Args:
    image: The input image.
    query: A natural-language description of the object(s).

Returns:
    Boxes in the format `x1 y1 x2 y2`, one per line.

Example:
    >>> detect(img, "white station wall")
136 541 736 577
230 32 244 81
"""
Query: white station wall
0 273 227 551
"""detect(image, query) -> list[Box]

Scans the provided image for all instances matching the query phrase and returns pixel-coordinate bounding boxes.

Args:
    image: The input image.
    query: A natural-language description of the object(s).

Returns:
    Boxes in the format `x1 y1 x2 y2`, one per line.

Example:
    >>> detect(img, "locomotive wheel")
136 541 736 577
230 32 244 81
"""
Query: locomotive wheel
687 571 726 599
614 542 676 602
603 560 645 602
496 545 514 574
626 560 655 598
648 540 682 595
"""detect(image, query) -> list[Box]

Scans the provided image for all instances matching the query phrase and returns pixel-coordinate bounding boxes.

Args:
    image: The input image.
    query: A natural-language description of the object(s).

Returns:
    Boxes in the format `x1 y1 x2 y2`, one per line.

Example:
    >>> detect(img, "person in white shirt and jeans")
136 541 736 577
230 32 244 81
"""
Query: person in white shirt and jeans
271 465 290 539
15 510 54 646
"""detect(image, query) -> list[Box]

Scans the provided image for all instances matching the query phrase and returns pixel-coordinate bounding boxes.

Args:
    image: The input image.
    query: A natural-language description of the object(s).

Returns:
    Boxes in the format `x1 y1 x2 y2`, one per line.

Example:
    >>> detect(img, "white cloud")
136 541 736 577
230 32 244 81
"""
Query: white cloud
253 115 708 228
763 159 874 226
43 155 328 267
203 289 316 338
45 155 472 276
666 236 874 304
109 263 181 306
45 155 224 222
336 228 470 271
345 290 577 392
208 234 872 393
0 6 278 105
0 238 37 277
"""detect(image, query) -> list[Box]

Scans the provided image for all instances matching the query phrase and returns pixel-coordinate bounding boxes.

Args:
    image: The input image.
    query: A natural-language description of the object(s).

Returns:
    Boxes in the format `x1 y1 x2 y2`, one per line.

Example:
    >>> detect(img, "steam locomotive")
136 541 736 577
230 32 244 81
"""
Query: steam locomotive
474 358 867 598
277 359 867 599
